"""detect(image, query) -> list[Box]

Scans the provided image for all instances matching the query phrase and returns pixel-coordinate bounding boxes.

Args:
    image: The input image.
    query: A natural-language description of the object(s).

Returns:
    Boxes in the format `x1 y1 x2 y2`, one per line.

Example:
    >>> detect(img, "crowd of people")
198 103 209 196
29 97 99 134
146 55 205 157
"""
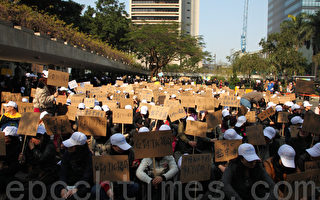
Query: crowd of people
0 69 320 200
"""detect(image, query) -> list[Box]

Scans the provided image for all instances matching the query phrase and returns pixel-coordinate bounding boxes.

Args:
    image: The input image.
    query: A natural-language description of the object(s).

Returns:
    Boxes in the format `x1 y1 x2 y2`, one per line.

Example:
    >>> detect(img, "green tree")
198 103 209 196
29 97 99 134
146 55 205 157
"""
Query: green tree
19 0 84 28
79 0 131 50
125 22 210 77
307 10 320 77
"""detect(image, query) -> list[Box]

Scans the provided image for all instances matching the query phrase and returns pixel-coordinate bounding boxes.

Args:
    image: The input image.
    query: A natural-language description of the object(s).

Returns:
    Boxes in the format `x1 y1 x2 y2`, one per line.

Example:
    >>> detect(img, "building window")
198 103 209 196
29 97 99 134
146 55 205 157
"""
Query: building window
132 8 179 12
132 16 179 20
132 0 179 4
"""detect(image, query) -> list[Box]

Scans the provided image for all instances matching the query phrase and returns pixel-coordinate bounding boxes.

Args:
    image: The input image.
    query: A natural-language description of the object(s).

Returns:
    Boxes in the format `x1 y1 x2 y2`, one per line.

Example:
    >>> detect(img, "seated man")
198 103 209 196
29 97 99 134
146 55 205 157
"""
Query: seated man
0 101 21 130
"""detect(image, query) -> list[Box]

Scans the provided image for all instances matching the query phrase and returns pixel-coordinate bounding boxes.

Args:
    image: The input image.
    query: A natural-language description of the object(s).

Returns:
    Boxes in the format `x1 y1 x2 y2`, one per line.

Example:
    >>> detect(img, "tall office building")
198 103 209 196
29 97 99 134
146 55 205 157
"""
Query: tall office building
129 0 199 36
268 0 320 34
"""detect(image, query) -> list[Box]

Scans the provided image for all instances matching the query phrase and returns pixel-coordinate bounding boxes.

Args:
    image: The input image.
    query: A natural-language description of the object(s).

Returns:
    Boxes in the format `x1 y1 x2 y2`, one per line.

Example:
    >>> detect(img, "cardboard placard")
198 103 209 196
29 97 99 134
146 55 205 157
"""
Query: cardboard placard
206 110 222 129
133 130 173 159
112 109 133 124
257 107 275 121
289 125 300 138
288 93 296 101
94 93 107 103
93 155 130 182
302 112 320 134
245 111 256 123
180 154 211 183
113 93 126 101
55 95 67 105
77 109 106 118
17 112 40 136
277 112 290 123
155 95 166 105
47 69 69 87
1 92 21 102
168 104 186 122
70 94 84 105
84 98 95 108
246 125 266 146
42 115 73 136
17 103 34 114
278 96 291 104
185 120 208 138
149 106 169 120
78 116 107 136
164 99 180 108
295 79 315 94
31 64 43 73
214 140 242 162
119 98 134 109
305 161 320 171
31 88 36 98
220 96 241 107
68 80 78 89
0 104 4 115
195 97 216 111
102 100 118 110
1 92 10 102
285 169 320 199
0 131 5 156
180 95 196 108
139 90 153 102
66 105 78 121
76 87 86 94
116 80 124 86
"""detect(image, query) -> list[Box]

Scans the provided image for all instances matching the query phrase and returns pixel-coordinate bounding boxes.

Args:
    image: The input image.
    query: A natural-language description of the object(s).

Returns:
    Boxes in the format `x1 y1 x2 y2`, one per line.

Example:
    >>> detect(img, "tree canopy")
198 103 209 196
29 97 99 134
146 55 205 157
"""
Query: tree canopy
125 22 211 77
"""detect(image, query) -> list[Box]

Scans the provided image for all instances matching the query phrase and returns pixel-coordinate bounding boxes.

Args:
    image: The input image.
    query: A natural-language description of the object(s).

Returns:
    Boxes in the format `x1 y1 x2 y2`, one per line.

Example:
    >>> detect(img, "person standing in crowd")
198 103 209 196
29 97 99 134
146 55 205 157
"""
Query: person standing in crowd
297 143 320 171
0 101 21 130
315 102 320 114
240 91 264 109
33 75 59 114
222 143 275 200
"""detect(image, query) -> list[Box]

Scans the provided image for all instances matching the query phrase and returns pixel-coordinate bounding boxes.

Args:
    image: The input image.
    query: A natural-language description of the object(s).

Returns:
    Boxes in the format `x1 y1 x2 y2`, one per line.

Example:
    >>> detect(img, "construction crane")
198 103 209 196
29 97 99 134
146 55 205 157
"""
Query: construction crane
241 0 249 53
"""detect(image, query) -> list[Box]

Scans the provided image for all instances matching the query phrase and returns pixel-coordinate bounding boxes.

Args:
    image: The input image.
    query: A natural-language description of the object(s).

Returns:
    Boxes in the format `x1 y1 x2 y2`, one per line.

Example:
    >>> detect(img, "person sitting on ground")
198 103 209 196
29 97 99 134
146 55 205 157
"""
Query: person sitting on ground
57 132 93 199
222 143 275 200
0 126 21 193
297 142 320 172
0 101 21 130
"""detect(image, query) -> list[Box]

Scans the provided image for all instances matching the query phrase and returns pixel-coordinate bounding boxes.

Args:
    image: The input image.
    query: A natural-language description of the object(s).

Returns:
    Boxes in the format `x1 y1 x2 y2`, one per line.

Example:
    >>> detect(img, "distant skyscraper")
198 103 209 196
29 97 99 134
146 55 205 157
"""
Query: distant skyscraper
268 0 320 34
129 0 199 36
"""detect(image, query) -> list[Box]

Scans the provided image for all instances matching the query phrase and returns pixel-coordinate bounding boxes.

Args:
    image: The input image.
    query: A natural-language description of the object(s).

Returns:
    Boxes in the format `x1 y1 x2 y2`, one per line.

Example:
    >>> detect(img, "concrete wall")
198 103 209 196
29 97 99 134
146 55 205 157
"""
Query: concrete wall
0 21 148 75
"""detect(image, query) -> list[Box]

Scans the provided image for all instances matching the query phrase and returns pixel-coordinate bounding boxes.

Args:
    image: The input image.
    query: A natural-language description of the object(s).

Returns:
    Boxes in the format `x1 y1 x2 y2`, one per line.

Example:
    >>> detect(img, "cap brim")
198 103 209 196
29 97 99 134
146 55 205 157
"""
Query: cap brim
62 138 77 148
280 157 295 168
306 149 320 158
263 131 272 140
235 135 243 140
243 153 260 162
235 122 244 127
118 142 131 151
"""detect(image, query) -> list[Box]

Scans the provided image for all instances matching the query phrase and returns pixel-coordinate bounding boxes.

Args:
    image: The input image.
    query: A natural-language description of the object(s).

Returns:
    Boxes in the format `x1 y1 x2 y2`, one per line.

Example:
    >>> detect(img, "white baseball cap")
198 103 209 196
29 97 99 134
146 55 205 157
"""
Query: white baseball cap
238 143 260 162
291 116 303 125
140 106 148 115
263 127 276 140
303 101 313 107
66 99 71 105
159 124 171 131
291 104 301 111
235 116 247 127
141 99 148 104
284 102 294 107
102 105 110 112
275 105 283 112
93 105 102 111
125 105 132 110
267 102 277 107
138 127 149 133
37 125 46 135
223 129 243 140
110 133 131 151
222 109 230 117
171 94 176 98
42 70 48 78
59 87 68 91
40 111 49 120
78 103 85 110
4 101 17 108
3 126 18 136
22 98 28 103
186 116 195 121
278 144 296 168
63 132 87 148
306 143 320 158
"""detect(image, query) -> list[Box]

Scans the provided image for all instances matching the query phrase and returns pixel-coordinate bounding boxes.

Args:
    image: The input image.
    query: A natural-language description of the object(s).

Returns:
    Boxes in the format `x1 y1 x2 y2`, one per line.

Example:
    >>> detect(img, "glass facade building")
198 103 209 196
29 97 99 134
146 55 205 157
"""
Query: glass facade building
268 0 320 34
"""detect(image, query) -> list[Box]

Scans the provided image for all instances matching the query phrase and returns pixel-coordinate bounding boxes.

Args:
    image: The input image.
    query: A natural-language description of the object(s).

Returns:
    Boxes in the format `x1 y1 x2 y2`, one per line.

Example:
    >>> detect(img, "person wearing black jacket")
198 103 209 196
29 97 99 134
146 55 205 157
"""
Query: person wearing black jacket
222 143 276 200
0 126 21 193
57 132 92 199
